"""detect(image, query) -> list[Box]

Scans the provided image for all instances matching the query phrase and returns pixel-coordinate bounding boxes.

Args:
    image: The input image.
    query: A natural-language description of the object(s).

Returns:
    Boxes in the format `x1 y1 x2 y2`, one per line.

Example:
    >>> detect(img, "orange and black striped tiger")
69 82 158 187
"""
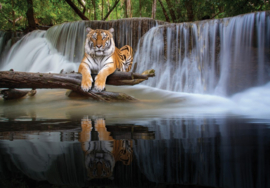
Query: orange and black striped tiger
78 28 133 92
79 118 133 179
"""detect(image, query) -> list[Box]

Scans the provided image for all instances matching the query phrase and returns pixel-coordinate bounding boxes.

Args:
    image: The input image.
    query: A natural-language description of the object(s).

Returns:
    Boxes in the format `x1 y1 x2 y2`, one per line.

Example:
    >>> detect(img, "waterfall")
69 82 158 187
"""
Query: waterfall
0 13 269 96
0 18 162 73
135 11 270 96
45 18 164 62
0 30 77 72
0 31 24 63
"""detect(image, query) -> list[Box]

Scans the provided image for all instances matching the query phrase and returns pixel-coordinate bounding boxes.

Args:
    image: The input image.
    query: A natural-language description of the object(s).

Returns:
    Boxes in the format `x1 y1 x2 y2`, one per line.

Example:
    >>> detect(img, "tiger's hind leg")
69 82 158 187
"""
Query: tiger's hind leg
120 45 133 72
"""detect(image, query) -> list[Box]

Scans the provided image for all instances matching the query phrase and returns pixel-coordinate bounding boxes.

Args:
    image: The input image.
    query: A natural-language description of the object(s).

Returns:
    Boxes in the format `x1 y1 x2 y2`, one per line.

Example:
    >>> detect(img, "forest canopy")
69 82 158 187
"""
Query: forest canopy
0 0 269 31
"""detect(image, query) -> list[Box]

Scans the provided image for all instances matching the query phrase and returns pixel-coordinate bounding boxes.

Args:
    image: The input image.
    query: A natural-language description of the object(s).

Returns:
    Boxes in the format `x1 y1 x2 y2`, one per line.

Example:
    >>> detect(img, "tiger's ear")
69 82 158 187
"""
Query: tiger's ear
86 27 91 33
108 28 114 34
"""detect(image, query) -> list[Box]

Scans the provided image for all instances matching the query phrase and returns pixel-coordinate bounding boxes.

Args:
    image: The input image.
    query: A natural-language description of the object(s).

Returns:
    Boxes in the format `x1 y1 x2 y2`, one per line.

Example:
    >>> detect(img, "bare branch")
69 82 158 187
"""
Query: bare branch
158 0 170 22
165 0 177 22
102 0 120 20
211 11 224 19
65 0 89 20
77 0 86 14
14 15 23 23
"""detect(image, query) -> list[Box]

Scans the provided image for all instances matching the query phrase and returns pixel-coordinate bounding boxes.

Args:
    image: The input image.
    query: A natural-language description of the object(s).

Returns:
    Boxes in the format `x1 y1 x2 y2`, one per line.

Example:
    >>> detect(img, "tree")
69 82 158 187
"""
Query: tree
0 0 270 31
92 0 97 20
101 0 103 19
65 0 89 20
151 0 156 19
127 0 132 17
26 0 36 31
77 0 86 15
166 0 176 22
185 0 194 21
139 0 141 17
103 0 121 20
158 0 170 22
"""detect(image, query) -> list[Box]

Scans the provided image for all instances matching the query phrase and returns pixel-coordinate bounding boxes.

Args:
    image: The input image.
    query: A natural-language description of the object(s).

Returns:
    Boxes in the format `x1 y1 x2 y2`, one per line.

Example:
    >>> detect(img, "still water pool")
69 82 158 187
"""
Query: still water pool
0 85 270 188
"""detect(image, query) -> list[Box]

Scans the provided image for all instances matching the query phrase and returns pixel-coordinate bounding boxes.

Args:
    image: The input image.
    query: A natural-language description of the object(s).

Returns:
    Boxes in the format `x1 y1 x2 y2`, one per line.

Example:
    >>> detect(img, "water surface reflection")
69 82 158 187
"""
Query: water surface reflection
0 116 269 188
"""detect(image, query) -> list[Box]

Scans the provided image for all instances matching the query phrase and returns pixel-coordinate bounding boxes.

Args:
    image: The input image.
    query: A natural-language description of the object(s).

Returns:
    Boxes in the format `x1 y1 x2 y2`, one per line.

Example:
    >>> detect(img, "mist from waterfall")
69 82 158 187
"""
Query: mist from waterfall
135 11 270 96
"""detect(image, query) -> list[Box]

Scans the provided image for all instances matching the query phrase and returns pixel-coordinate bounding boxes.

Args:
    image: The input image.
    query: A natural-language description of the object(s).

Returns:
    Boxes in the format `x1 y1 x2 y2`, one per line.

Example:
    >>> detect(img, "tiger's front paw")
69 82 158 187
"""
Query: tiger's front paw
94 75 106 92
81 119 92 131
81 76 93 92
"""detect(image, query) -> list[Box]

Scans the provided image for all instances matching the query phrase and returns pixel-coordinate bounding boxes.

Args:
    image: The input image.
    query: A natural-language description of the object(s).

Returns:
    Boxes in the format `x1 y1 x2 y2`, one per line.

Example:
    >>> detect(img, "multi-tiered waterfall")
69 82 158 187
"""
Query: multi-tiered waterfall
0 12 269 98
0 18 163 72
1 12 270 188
135 11 270 96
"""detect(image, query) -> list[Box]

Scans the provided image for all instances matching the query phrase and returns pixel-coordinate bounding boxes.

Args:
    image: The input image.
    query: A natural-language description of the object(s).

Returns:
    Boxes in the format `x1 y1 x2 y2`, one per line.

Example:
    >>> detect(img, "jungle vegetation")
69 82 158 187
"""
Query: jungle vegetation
0 0 269 31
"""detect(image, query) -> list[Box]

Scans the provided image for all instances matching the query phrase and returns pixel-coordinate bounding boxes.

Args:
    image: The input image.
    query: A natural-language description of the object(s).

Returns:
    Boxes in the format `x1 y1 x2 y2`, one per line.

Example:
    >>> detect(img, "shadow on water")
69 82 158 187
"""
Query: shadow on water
0 113 269 188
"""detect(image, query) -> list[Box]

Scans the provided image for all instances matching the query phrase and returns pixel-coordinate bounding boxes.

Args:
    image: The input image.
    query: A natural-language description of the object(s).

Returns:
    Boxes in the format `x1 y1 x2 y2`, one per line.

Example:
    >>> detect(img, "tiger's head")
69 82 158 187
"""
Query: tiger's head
85 141 115 179
85 28 115 57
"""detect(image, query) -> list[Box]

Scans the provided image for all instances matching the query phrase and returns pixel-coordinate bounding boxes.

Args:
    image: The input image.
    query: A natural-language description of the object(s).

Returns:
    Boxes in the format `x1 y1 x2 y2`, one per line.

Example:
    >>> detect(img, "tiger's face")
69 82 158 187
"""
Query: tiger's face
85 28 115 56
85 141 115 179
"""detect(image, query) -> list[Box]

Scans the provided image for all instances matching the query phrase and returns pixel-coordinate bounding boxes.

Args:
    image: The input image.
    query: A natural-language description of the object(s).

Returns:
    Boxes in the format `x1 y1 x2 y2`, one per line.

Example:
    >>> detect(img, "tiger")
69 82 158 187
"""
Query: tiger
78 28 133 92
79 118 133 179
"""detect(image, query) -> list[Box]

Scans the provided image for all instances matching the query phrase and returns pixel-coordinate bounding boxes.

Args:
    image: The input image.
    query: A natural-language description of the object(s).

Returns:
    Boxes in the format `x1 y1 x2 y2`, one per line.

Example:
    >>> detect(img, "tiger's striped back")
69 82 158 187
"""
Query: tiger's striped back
113 45 133 72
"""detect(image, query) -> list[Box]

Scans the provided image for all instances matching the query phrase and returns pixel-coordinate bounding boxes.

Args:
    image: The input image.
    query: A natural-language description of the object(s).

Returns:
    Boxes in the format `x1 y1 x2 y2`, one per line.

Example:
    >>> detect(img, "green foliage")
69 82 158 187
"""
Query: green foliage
34 0 81 25
0 0 269 31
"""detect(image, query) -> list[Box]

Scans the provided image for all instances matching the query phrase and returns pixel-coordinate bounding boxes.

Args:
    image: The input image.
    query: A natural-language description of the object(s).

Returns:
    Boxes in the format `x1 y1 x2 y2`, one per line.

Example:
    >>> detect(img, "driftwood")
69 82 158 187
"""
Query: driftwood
0 89 36 100
0 69 155 102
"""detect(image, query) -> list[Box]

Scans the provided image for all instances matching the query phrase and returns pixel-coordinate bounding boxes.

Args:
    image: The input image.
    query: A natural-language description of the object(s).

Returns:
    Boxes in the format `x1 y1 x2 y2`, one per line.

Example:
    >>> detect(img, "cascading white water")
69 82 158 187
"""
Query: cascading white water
0 12 269 96
134 11 270 96
0 31 23 63
0 18 160 73
0 30 77 72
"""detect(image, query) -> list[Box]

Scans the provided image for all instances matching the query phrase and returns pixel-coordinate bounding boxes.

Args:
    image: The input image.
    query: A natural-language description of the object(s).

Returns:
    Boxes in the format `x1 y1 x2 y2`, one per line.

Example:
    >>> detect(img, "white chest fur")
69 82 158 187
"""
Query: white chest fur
83 54 114 74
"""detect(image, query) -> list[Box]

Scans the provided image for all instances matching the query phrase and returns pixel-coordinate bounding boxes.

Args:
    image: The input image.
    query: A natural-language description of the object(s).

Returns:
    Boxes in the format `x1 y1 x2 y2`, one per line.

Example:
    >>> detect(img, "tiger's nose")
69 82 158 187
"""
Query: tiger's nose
97 44 102 48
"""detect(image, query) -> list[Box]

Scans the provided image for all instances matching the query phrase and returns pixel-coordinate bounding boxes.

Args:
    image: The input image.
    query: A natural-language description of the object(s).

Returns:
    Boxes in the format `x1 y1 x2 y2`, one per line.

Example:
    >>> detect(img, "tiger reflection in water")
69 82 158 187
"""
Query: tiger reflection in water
79 118 133 179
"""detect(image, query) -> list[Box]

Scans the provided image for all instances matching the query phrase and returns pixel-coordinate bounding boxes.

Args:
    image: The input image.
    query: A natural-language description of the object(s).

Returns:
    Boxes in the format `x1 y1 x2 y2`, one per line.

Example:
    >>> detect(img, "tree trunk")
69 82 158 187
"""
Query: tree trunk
165 0 176 22
116 2 118 19
26 0 36 31
107 0 110 20
139 0 142 17
12 0 15 30
151 0 156 19
0 70 155 101
158 0 170 22
77 0 86 15
124 0 127 18
103 0 120 20
65 0 89 20
11 0 16 45
127 0 131 18
92 0 97 20
185 0 194 21
102 0 103 19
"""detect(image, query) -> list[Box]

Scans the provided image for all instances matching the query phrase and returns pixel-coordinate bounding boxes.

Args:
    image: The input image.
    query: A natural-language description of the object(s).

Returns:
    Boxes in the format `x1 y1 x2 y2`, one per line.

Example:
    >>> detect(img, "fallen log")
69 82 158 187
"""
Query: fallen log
0 69 155 101
0 89 29 100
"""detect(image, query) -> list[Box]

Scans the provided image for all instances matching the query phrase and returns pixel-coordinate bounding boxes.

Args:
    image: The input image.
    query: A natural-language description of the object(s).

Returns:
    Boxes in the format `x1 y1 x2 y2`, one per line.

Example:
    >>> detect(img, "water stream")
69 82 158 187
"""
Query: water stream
135 11 270 96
